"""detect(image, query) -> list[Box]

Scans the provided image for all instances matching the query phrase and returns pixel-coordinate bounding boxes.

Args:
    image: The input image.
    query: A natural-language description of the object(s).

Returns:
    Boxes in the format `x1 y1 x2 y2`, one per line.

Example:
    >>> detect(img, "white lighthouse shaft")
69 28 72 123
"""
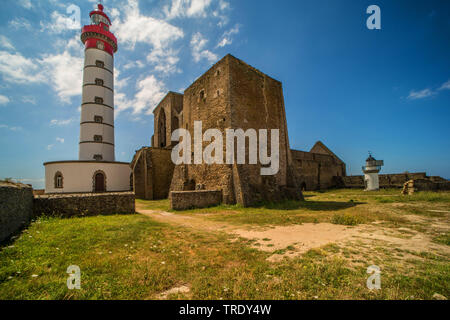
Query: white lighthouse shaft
79 47 115 161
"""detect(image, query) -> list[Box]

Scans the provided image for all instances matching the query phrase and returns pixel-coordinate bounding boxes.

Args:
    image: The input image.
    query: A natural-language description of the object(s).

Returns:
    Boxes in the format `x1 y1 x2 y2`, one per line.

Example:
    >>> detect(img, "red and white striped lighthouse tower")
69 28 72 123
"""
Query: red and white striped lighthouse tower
43 3 131 194
79 3 118 161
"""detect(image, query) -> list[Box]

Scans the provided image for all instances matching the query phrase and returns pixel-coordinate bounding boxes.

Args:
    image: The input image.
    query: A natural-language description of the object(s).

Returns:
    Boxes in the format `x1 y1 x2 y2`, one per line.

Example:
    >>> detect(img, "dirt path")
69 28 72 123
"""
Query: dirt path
135 203 450 262
136 204 233 232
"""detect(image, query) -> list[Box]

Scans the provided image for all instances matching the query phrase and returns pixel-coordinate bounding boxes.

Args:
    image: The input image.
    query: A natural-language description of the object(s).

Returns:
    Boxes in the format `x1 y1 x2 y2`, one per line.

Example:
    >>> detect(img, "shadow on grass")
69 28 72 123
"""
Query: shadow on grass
251 199 365 211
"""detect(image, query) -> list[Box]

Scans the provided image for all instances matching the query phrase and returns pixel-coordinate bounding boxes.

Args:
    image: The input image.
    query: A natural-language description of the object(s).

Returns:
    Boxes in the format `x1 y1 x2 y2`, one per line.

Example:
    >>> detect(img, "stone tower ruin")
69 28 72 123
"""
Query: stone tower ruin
169 54 302 206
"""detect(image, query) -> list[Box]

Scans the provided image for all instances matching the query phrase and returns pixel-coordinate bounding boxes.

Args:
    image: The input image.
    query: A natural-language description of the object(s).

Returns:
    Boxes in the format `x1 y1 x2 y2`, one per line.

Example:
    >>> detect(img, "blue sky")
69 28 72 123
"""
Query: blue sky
0 0 449 189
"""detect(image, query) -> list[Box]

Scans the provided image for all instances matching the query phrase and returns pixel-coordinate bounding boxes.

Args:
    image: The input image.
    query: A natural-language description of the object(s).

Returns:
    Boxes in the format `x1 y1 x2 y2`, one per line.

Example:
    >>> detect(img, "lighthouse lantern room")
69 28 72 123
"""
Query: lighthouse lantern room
43 3 131 194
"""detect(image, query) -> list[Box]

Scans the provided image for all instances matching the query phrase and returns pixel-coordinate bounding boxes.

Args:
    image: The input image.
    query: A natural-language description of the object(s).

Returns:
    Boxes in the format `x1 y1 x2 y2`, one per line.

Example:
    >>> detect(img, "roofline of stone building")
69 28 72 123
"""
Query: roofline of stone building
310 141 345 164
152 91 183 115
183 54 282 93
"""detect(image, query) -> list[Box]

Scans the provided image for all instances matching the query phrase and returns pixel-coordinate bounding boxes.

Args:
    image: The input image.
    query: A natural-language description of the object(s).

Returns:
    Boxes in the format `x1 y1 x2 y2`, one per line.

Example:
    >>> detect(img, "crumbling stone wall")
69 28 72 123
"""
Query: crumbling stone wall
291 148 345 191
341 175 364 188
170 54 302 206
343 172 431 189
152 92 183 148
131 147 175 200
0 181 34 242
33 192 135 217
402 178 450 195
170 190 222 210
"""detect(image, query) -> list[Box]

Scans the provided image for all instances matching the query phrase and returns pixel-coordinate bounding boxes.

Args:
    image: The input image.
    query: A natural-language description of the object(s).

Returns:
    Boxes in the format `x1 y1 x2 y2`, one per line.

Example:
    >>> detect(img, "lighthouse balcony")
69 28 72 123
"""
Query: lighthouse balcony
81 25 117 52
362 166 381 173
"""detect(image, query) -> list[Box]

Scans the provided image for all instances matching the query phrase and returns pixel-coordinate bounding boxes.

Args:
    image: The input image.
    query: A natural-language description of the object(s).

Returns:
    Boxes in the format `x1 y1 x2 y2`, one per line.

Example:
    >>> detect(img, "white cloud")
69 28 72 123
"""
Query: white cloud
216 37 231 48
407 88 435 100
216 23 240 48
438 80 450 91
135 75 166 114
0 95 10 105
22 96 36 105
38 51 83 103
56 137 65 143
187 0 212 17
9 18 32 30
116 75 166 115
164 0 213 19
0 36 82 103
50 119 74 126
18 0 33 9
0 36 15 51
113 0 184 50
213 0 231 27
63 35 84 53
0 51 44 84
147 48 181 75
114 68 129 90
407 79 450 100
190 32 217 63
40 10 80 34
123 60 145 70
0 124 22 131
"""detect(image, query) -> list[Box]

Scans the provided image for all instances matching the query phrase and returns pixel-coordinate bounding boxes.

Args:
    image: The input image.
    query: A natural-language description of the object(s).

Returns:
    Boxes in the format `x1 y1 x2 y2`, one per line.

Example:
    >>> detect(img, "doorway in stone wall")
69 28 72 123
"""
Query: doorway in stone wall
94 171 106 192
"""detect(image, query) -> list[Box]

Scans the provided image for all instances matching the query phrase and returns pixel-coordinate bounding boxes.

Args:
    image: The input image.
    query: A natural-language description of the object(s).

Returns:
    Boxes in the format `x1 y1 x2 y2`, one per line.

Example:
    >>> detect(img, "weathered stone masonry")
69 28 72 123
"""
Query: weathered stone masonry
170 190 222 210
33 192 135 217
131 147 174 200
169 54 303 207
131 54 353 207
0 182 34 243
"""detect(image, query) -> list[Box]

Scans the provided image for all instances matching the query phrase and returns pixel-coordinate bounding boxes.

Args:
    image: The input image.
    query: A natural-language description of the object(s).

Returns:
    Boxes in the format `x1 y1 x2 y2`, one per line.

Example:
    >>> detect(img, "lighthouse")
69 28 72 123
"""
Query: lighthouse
362 153 384 191
43 3 131 194
79 3 117 162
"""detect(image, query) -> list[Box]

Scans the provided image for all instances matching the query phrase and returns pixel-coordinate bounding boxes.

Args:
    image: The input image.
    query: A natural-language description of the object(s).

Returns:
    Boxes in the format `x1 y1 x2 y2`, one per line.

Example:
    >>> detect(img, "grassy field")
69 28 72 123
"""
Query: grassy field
137 189 450 226
0 189 449 300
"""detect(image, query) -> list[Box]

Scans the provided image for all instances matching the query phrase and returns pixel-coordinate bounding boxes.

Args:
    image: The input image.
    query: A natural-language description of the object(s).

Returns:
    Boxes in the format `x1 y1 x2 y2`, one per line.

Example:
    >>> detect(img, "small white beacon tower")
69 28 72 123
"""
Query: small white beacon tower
362 153 384 191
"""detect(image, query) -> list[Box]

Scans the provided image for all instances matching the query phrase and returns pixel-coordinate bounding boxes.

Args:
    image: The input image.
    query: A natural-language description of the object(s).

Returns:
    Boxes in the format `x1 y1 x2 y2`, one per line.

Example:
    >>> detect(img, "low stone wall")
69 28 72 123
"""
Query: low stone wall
402 179 450 195
0 182 34 243
34 192 135 217
342 172 444 189
170 190 222 210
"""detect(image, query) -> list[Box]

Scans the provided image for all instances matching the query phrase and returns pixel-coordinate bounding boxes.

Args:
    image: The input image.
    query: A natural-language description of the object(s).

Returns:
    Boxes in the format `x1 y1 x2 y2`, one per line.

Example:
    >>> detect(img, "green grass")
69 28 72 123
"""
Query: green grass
1 212 449 300
433 233 450 246
138 189 449 228
2 188 449 300
331 214 363 226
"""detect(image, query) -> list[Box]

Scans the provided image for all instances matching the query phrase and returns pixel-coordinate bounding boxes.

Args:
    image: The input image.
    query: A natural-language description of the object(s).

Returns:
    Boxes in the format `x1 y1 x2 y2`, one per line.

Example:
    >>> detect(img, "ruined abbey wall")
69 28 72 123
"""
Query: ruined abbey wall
152 92 183 149
132 55 352 205
291 150 345 190
169 54 302 206
342 172 434 189
132 147 174 200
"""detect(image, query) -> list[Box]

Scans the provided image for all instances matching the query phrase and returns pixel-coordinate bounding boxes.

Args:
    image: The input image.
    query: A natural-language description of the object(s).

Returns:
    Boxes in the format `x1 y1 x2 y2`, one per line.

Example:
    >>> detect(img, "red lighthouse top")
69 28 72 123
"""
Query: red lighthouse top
81 3 117 55
89 3 111 25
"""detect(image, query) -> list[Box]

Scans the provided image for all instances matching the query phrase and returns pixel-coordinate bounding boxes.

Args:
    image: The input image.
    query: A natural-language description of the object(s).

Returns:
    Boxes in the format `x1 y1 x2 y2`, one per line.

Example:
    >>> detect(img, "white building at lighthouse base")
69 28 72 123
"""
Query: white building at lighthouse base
44 161 131 194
